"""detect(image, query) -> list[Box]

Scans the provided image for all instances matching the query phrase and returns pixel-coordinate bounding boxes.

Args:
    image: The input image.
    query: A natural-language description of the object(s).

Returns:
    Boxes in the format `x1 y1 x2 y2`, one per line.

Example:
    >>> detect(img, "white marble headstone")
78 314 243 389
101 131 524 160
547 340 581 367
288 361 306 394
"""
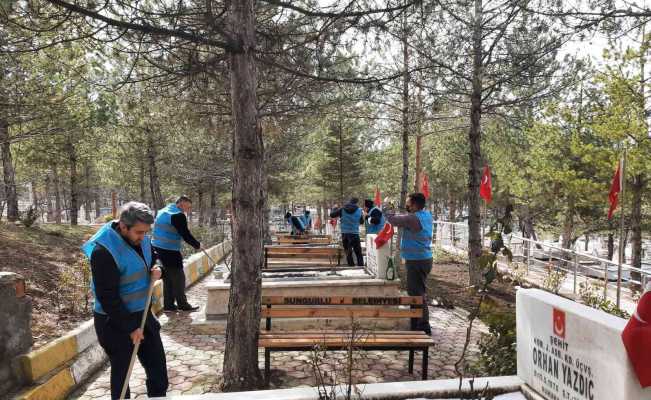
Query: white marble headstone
517 288 651 400
365 234 391 280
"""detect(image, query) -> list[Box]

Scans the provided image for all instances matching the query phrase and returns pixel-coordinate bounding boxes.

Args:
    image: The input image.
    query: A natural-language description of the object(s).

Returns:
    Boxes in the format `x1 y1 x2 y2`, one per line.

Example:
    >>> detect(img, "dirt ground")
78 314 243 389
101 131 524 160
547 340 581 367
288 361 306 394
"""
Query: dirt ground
0 223 98 349
0 222 224 350
399 250 517 318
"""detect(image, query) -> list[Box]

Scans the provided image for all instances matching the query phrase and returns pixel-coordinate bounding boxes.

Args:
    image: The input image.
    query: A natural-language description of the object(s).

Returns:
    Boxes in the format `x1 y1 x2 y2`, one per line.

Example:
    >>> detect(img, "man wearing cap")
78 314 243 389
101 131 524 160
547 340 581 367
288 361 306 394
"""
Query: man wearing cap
82 202 167 399
152 196 201 312
364 199 385 234
384 192 433 335
330 197 365 266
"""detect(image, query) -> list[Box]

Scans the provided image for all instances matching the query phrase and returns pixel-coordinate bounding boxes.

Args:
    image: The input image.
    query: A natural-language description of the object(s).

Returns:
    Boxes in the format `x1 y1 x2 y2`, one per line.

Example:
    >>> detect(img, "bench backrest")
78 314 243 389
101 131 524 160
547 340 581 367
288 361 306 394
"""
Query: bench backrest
261 296 423 330
265 246 340 256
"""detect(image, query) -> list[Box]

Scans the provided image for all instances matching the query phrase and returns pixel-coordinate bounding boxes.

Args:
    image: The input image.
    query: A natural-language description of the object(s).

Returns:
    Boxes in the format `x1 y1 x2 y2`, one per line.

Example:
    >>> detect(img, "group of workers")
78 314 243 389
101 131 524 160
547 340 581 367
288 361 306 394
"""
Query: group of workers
288 193 433 335
82 196 203 398
83 192 433 399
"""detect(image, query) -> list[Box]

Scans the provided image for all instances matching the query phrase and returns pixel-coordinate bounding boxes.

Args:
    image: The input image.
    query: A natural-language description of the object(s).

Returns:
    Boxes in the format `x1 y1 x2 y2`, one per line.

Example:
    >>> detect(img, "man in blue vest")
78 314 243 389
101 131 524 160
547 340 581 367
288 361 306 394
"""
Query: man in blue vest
364 199 385 234
385 193 433 335
82 202 167 399
285 211 306 235
152 196 201 312
330 198 365 266
301 210 313 232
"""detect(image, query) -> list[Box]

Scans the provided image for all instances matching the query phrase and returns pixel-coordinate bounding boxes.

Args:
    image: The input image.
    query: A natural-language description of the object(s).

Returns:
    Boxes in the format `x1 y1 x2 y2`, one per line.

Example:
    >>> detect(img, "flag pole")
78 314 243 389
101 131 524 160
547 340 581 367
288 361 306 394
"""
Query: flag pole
616 147 627 308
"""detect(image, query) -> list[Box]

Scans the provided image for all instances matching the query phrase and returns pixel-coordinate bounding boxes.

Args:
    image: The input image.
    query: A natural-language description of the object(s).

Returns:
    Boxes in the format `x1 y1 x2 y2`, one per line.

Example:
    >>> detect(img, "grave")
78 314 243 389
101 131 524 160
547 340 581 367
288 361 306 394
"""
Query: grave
517 288 651 400
193 234 403 333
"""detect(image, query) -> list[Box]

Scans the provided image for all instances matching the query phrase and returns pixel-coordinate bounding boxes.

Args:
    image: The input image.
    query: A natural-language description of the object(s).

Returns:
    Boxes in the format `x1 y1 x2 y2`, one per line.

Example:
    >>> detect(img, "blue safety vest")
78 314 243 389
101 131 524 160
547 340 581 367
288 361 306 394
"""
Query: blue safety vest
301 214 312 228
400 210 433 260
82 222 152 314
341 207 362 234
366 207 386 234
152 204 183 251
289 216 306 234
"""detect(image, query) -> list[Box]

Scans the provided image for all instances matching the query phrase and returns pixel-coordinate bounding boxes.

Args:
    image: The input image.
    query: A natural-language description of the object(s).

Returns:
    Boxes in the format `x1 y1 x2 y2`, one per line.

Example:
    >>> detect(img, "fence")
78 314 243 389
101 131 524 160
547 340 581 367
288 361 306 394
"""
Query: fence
434 220 648 311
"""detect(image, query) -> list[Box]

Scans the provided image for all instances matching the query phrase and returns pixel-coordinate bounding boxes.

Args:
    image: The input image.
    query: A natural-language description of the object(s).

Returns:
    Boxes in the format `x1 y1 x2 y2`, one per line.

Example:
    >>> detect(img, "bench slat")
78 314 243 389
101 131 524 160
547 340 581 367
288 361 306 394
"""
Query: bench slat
260 307 422 319
259 334 431 340
260 330 423 335
262 296 423 306
259 338 434 348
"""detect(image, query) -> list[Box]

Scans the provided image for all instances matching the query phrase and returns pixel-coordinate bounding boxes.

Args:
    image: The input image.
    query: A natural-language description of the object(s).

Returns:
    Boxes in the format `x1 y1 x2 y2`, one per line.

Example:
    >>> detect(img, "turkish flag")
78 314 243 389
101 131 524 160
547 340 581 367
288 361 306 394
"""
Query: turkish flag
329 218 337 227
374 187 381 206
480 165 492 204
553 308 565 339
608 163 621 219
420 175 430 199
622 291 651 387
374 223 394 249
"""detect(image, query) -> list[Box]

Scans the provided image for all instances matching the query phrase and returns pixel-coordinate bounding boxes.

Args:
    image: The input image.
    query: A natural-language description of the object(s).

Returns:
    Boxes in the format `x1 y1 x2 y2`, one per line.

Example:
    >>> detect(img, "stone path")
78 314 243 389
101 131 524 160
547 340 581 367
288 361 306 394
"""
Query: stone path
70 270 487 399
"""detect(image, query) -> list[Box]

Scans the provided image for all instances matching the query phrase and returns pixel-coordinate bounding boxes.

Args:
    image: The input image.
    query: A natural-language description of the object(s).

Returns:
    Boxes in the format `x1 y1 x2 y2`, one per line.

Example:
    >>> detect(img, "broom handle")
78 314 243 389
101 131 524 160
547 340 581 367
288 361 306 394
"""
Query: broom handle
119 278 156 400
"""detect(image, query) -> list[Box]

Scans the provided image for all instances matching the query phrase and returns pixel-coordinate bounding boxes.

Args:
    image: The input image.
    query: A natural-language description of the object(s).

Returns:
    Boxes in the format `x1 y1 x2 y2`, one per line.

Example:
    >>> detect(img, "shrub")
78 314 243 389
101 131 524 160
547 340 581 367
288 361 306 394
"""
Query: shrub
542 262 567 294
475 304 517 376
579 282 630 319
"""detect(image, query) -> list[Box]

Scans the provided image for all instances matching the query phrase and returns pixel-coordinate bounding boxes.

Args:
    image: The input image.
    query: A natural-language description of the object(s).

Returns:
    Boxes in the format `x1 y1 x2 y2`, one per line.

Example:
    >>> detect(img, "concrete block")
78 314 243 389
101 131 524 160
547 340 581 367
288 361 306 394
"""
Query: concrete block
18 335 77 383
71 320 96 354
16 368 75 400
517 288 651 400
70 343 107 384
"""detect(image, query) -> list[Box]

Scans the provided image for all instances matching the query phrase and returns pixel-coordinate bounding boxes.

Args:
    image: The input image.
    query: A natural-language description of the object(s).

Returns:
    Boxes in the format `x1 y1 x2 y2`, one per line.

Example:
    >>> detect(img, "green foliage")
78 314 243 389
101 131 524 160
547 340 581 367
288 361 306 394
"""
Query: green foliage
579 282 631 319
475 304 517 376
542 263 568 294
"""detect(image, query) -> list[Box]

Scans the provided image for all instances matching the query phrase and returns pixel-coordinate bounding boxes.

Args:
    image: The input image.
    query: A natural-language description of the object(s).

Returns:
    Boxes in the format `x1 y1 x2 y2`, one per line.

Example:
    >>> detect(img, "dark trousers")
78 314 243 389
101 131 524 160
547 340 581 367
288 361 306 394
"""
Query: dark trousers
342 233 364 266
94 312 168 399
406 258 433 333
155 247 189 308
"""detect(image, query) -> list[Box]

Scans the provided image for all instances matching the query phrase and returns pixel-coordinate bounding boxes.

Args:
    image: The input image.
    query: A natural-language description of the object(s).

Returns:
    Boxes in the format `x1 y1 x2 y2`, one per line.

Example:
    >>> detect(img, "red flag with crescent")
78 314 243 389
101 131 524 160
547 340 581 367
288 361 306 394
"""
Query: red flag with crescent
480 165 492 204
608 163 621 219
374 187 381 206
420 175 430 199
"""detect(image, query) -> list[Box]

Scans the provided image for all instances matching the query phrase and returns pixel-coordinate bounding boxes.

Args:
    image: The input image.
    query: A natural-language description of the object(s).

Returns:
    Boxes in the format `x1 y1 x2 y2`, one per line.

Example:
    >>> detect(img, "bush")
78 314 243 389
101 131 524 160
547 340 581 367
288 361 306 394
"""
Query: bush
103 214 115 223
579 282 630 319
542 262 567 294
475 304 517 376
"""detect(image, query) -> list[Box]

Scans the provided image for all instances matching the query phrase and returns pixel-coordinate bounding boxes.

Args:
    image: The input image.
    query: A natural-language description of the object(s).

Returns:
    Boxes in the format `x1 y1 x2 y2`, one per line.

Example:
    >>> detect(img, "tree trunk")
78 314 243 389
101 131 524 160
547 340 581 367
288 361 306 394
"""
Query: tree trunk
84 163 92 222
395 17 410 273
139 158 147 203
197 187 205 227
630 175 644 284
66 137 79 225
561 204 574 249
221 0 265 391
209 184 218 227
0 119 18 222
414 135 421 193
147 129 164 211
45 172 54 222
53 163 62 224
467 0 484 286
608 232 615 261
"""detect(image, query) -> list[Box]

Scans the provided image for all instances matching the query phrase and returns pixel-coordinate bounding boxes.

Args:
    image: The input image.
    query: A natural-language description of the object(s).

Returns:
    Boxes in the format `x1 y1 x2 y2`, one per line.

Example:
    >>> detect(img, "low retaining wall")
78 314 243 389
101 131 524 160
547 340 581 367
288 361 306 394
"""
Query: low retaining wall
12 240 232 400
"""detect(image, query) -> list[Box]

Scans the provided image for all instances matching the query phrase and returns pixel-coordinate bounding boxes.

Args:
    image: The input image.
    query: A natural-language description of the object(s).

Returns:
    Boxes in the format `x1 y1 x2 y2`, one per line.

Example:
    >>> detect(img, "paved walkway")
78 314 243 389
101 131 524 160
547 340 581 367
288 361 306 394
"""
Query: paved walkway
71 269 486 399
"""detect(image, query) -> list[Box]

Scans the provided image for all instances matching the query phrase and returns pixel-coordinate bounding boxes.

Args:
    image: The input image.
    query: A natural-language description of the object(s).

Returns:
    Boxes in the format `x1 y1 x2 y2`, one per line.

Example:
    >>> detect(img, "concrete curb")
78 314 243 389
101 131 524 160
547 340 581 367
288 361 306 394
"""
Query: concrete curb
12 240 232 400
152 375 524 399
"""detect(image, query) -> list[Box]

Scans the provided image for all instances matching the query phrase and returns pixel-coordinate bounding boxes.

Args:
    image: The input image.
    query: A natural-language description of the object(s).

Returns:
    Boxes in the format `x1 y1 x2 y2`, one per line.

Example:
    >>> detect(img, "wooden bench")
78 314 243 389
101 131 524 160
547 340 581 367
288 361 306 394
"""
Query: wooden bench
258 296 435 384
275 237 333 245
264 245 342 269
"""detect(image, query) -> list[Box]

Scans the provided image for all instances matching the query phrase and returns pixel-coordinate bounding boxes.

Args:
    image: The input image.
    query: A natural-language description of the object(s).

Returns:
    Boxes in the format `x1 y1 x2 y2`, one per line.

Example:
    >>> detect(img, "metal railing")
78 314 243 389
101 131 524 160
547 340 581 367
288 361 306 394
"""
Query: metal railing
433 220 648 311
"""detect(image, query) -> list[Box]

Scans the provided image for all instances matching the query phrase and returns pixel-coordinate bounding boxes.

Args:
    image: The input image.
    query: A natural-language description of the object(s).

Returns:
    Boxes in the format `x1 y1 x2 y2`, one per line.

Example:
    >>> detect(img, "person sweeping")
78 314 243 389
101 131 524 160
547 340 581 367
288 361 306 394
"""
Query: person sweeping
82 202 168 399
